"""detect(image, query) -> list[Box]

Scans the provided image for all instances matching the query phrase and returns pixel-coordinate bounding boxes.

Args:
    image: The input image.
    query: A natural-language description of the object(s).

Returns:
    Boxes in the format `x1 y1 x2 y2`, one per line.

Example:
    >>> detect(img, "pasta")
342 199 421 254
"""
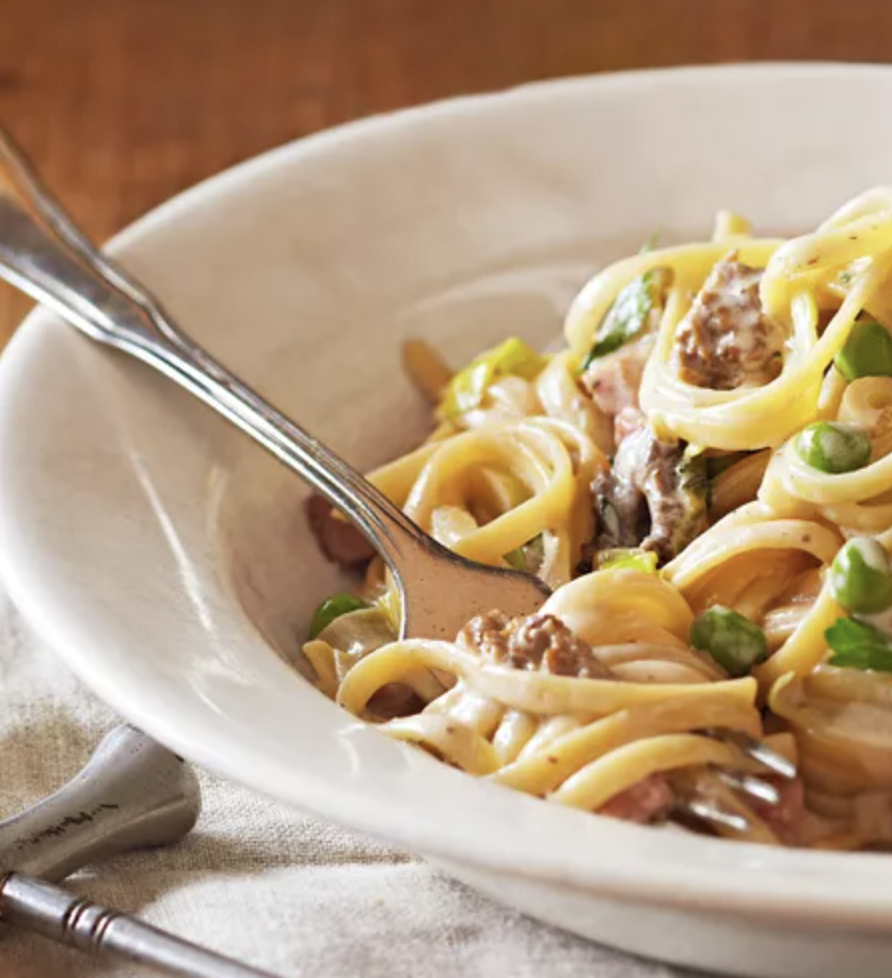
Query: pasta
302 188 892 850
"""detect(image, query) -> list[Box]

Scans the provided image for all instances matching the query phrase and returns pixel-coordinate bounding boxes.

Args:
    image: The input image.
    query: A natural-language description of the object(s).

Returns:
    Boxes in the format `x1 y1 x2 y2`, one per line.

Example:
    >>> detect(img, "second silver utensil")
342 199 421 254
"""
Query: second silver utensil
0 725 279 978
0 125 549 641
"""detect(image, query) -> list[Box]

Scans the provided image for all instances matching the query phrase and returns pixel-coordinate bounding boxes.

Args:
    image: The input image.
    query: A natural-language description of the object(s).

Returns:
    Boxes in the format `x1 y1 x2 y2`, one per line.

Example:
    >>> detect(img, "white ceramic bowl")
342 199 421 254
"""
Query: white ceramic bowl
1 64 891 978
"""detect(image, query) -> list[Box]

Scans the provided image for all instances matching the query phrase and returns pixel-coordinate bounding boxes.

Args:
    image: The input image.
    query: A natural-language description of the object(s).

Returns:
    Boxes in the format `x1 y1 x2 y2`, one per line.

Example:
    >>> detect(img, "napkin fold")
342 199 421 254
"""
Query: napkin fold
0 589 694 978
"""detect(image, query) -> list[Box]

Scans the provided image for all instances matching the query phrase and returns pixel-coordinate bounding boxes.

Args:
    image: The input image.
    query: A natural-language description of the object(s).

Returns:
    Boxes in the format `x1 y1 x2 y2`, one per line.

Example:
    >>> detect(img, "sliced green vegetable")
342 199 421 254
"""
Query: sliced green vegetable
309 594 370 639
690 606 768 677
503 547 526 571
439 337 547 419
678 451 709 495
673 451 709 550
830 537 892 615
639 231 659 254
582 269 665 368
835 320 892 381
795 421 871 474
504 534 545 574
598 549 659 573
825 616 892 674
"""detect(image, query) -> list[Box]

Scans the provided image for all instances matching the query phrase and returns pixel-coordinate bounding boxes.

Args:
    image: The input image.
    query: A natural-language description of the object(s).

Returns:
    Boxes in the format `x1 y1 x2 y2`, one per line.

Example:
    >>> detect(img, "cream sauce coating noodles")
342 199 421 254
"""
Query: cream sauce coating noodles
302 188 892 850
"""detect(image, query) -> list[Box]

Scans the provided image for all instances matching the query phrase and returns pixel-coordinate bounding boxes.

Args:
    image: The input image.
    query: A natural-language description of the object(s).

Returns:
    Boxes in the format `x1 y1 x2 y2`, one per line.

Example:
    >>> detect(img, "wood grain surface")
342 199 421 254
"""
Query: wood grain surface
0 0 890 342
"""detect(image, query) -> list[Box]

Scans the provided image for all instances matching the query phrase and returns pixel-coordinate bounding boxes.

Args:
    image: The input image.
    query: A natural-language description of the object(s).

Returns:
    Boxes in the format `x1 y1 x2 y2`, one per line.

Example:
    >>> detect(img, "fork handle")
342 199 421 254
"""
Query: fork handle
0 726 200 882
0 727 277 977
0 131 154 342
0 872 281 978
0 124 429 590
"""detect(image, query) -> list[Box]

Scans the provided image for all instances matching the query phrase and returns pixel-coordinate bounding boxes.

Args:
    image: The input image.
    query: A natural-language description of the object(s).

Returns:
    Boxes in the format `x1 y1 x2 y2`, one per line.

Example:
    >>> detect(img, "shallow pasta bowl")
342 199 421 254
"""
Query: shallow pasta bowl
0 63 891 978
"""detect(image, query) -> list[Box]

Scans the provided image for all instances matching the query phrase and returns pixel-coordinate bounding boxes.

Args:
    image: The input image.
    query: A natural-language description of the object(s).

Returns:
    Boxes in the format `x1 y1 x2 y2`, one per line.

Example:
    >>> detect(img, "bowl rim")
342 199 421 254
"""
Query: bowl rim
3 61 892 928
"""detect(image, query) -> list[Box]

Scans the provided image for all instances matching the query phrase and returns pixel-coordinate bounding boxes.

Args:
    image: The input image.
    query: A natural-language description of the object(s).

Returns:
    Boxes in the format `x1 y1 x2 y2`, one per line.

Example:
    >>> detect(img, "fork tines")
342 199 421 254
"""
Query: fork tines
681 797 750 833
697 726 797 780
717 769 780 806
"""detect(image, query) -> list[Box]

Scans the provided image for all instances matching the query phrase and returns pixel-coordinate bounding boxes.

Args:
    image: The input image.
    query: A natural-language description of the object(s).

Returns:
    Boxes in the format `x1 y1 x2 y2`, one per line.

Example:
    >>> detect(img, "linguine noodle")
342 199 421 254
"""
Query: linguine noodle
301 189 892 850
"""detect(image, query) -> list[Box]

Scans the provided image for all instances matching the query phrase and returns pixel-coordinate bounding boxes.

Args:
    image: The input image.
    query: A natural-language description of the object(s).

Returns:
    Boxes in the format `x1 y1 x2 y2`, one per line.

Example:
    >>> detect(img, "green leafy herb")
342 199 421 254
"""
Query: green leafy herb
825 617 892 674
439 337 547 420
504 534 545 574
309 594 370 639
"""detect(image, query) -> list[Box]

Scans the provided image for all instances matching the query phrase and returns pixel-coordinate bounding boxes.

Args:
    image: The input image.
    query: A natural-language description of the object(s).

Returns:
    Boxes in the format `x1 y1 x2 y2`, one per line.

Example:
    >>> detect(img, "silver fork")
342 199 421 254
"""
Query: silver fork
0 125 550 640
680 727 798 833
0 126 797 828
0 725 278 977
0 724 795 978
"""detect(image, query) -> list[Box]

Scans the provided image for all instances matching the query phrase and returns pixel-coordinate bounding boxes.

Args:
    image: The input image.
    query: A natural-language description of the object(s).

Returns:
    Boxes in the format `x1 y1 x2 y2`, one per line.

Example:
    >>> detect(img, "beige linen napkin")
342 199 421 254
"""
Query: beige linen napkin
0 588 695 978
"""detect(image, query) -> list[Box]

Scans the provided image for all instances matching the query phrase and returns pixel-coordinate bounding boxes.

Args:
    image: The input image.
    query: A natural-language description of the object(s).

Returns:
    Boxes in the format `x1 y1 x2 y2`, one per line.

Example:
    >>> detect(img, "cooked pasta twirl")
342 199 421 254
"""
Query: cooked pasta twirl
301 189 892 850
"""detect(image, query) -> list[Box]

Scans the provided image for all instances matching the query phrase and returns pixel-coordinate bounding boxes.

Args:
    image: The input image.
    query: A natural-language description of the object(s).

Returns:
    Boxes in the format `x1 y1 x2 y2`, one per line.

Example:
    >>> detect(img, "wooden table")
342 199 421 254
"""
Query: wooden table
0 0 889 342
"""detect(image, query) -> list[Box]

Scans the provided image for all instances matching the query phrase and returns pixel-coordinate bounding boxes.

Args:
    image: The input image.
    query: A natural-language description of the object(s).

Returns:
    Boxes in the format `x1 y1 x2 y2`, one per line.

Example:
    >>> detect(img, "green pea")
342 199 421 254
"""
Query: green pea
795 421 871 474
690 606 767 677
309 594 370 639
835 320 892 381
830 537 892 615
